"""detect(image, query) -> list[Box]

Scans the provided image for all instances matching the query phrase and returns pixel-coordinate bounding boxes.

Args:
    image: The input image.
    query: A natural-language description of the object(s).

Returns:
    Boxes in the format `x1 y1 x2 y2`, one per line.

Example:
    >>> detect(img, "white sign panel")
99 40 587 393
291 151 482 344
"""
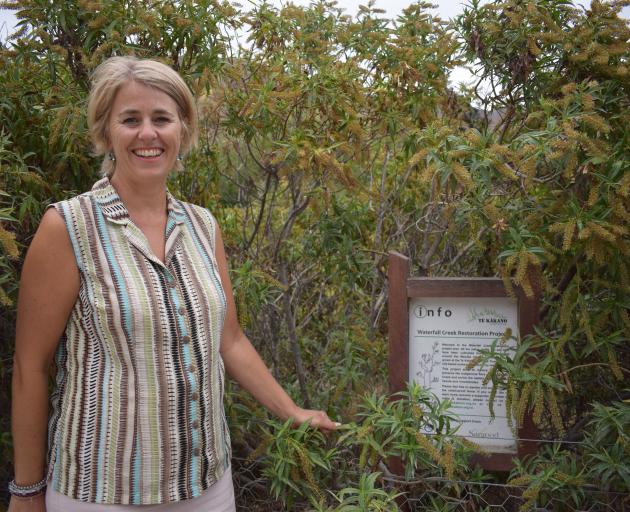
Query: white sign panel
409 297 518 453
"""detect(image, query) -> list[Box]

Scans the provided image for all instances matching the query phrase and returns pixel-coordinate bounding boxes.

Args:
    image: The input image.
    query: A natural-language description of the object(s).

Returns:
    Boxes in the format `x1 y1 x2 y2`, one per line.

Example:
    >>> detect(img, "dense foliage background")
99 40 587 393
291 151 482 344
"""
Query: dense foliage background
1 0 629 510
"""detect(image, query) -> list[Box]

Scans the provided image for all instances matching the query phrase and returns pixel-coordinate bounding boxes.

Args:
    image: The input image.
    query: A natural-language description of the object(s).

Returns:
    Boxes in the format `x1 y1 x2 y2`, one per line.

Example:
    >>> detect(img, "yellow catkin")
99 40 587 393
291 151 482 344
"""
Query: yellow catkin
0 224 19 258
570 50 590 63
415 432 441 464
294 443 321 500
506 376 517 429
519 485 540 512
612 199 630 222
465 354 483 370
562 220 576 252
588 222 616 243
501 327 513 344
464 129 482 145
556 471 585 486
532 386 544 425
587 183 600 208
551 138 571 151
501 269 517 300
449 149 469 159
508 475 533 487
48 105 70 148
483 201 501 223
580 113 611 134
255 269 285 290
593 50 609 65
578 226 592 240
619 240 630 257
490 143 511 157
562 121 580 140
521 274 534 300
608 348 623 380
585 241 595 261
521 484 542 511
236 288 248 328
584 137 610 159
356 424 372 440
525 111 545 126
409 148 429 168
460 436 485 455
609 224 628 237
443 442 455 480
451 162 474 190
496 162 518 181
547 388 565 435
581 93 595 111
347 120 364 143
520 157 538 180
527 38 541 56
21 171 47 188
0 286 11 307
515 250 529 285
421 163 438 184
517 381 533 428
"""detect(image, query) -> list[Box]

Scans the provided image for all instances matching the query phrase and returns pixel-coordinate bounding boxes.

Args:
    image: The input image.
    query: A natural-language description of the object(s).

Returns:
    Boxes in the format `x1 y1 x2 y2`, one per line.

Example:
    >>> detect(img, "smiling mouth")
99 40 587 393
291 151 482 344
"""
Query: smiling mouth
133 148 164 158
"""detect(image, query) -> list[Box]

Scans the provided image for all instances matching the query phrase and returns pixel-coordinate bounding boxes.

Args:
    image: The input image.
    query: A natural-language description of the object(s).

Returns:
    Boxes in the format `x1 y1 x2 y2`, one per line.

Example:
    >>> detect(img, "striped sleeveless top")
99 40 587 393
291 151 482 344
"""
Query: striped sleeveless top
46 177 230 505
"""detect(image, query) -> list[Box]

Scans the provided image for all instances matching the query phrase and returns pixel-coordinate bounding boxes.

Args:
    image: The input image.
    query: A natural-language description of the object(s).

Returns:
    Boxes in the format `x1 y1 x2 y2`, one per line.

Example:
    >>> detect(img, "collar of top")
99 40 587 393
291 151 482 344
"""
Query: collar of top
91 177 185 225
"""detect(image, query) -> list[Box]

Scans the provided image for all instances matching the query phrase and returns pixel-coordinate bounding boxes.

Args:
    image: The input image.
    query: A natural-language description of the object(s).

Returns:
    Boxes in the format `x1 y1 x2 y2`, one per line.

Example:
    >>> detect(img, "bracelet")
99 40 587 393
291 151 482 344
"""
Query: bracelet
8 476 47 498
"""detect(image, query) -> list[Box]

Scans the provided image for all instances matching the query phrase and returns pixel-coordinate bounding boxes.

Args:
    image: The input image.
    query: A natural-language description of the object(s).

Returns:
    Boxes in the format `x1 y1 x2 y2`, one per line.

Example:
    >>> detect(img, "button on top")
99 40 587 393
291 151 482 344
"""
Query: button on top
189 364 197 373
168 280 177 289
182 335 191 344
192 420 200 429
191 391 199 401
178 306 186 316
193 448 200 457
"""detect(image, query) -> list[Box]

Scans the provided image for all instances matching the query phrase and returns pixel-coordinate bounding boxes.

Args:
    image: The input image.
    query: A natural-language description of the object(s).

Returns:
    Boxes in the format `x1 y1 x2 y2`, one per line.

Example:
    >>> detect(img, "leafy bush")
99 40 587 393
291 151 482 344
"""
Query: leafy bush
1 0 628 509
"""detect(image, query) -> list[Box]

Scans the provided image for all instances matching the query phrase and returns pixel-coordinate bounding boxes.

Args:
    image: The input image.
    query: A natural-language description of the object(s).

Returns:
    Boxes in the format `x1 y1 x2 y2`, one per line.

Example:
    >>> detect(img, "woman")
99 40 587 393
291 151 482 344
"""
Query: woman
9 56 337 511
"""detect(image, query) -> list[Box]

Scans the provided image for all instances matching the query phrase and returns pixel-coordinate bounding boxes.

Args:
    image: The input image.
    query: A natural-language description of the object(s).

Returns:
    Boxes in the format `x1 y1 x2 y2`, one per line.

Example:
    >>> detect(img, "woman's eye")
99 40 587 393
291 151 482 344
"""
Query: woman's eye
155 116 172 124
122 117 138 125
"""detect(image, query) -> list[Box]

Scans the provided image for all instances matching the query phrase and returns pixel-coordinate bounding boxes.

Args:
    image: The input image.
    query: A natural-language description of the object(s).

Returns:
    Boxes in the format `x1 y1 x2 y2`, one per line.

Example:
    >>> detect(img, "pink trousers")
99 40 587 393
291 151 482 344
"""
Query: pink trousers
45 467 236 512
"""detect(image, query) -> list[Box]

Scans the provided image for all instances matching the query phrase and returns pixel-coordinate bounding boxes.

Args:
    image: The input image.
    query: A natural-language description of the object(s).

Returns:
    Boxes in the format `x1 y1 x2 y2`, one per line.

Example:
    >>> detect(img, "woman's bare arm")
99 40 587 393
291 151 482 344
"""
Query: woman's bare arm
11 208 79 486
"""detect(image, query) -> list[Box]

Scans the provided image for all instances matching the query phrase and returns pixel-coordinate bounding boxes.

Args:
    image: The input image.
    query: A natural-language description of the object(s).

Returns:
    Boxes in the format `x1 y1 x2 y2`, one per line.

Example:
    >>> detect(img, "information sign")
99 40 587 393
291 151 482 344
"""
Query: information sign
388 251 539 471
409 296 518 453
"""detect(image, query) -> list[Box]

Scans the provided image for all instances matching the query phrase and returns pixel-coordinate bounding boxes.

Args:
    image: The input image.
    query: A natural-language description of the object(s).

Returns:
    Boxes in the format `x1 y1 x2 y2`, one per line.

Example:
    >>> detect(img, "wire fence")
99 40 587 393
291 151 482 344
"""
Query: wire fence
400 478 629 512
231 456 630 512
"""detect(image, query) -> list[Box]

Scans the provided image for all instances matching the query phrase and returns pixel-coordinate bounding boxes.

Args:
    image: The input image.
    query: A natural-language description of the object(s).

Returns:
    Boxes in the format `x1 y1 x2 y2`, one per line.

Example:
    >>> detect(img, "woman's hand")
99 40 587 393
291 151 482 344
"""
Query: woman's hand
8 493 46 512
289 407 340 433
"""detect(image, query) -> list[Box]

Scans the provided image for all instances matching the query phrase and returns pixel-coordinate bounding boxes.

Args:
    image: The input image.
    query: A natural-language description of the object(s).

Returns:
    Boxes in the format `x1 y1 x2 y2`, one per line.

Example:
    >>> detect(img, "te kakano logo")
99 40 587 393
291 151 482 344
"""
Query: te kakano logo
413 305 453 319
468 307 508 324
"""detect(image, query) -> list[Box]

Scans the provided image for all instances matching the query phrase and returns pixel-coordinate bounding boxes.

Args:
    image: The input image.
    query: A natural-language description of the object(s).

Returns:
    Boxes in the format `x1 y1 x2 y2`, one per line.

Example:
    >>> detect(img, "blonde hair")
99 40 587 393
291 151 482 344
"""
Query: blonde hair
87 56 199 176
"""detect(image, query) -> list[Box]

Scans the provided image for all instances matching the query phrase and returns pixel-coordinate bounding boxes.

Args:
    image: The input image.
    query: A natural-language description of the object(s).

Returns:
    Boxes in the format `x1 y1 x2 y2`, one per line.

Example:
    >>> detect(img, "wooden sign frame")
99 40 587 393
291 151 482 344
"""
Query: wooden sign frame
388 251 539 472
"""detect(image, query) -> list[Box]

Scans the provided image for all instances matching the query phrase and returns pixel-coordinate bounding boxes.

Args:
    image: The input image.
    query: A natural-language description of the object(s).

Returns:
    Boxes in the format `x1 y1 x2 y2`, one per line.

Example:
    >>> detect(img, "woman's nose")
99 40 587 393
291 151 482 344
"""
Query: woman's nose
138 120 157 140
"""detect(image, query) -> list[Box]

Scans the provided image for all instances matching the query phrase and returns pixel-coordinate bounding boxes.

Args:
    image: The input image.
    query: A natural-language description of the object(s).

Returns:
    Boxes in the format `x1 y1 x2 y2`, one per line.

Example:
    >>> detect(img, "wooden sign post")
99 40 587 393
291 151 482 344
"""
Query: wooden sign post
388 251 538 471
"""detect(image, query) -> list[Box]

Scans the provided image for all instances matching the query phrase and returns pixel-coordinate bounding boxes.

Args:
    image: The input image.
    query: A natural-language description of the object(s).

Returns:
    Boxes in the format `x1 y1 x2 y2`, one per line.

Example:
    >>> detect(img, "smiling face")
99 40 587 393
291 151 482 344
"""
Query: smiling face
107 81 183 183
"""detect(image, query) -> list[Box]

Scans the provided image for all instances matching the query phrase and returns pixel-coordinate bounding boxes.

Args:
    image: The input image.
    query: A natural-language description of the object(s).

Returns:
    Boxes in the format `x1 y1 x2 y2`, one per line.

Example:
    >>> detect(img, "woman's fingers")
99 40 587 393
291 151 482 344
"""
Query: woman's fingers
292 408 341 432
